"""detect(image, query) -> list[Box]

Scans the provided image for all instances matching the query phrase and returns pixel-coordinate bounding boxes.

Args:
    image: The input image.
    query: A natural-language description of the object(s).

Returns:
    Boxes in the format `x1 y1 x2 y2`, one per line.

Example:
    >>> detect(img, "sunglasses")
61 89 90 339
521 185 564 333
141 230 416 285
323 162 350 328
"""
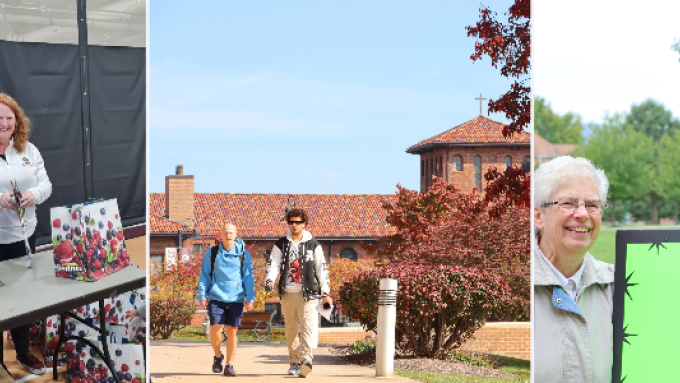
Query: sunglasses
287 220 304 226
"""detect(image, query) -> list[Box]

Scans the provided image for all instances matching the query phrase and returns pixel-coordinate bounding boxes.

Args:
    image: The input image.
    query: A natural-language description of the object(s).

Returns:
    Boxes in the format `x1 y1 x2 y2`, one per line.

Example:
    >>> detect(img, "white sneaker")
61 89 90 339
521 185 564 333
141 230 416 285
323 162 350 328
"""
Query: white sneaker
288 363 301 376
299 361 312 378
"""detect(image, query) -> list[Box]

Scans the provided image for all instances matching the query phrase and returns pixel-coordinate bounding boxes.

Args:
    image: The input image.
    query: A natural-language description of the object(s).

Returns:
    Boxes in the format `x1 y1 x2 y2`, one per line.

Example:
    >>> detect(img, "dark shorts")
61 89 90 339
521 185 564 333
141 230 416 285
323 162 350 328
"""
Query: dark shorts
208 300 244 327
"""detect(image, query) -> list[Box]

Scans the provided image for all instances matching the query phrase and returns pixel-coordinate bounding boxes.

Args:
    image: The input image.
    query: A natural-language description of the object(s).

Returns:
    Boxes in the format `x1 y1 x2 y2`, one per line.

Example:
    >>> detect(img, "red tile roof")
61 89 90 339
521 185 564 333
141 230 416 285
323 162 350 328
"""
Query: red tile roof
406 116 531 153
150 193 397 238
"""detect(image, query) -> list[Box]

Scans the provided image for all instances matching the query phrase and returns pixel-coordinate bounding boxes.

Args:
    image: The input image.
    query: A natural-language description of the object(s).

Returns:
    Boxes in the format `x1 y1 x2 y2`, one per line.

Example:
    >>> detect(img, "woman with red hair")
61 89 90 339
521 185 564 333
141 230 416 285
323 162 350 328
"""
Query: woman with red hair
0 93 52 375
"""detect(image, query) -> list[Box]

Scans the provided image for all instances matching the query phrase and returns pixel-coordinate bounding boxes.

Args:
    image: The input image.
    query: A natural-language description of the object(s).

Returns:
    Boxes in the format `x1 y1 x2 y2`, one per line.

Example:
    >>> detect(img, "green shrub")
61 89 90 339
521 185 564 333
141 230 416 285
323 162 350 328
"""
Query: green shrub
349 340 376 354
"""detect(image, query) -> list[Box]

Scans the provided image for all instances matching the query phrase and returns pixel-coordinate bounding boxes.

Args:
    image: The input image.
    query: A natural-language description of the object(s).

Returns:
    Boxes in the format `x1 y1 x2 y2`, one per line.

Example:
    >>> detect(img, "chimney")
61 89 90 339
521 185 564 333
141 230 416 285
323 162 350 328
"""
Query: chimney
165 165 194 226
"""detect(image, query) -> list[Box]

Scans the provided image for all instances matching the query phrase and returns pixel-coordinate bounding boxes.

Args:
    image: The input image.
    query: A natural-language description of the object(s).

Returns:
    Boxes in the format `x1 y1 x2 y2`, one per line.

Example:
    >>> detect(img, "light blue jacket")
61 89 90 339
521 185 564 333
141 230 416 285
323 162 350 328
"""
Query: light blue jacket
196 238 256 303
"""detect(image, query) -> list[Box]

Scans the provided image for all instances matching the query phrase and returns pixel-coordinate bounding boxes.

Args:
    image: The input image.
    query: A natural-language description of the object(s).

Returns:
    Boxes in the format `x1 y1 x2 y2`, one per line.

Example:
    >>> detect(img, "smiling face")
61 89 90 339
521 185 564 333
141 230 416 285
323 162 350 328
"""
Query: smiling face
535 177 602 260
0 102 16 146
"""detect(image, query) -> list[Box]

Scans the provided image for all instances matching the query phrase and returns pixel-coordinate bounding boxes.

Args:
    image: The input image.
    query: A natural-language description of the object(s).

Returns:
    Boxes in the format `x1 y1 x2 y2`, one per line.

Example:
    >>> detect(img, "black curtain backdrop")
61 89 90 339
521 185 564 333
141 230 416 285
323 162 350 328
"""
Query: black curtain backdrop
0 40 146 245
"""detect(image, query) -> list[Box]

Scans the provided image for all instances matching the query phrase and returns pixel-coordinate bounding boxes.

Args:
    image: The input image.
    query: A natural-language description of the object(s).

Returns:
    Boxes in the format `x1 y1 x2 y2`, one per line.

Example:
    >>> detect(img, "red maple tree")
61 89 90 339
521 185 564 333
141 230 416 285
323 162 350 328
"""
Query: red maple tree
367 178 530 320
466 0 530 137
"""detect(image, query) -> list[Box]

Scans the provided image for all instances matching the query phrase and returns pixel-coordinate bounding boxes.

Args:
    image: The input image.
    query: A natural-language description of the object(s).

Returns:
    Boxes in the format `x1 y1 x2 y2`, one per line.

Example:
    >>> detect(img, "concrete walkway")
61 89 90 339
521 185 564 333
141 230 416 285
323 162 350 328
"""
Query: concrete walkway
150 341 416 382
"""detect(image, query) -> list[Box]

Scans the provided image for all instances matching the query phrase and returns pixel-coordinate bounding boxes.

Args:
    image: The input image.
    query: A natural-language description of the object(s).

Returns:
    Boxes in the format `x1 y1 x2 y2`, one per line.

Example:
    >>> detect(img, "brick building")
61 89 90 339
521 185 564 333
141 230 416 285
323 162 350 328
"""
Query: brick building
407 116 531 193
150 166 396 265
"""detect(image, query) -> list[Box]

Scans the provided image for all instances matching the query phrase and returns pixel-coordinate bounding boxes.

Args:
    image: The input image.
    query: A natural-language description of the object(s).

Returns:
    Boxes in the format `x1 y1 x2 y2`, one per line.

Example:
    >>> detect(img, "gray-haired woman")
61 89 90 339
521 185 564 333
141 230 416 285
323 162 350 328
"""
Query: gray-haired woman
533 156 614 383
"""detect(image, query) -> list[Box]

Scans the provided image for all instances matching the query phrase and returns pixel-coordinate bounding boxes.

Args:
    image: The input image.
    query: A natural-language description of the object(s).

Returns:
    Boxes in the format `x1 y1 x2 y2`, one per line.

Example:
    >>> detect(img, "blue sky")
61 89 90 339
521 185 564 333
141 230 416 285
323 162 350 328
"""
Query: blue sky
149 1 525 194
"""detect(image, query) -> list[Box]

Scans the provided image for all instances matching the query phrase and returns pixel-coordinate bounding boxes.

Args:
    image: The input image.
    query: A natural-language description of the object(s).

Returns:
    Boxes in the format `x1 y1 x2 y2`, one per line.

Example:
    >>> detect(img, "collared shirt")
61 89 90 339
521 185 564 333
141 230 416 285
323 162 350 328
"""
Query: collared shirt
538 246 585 301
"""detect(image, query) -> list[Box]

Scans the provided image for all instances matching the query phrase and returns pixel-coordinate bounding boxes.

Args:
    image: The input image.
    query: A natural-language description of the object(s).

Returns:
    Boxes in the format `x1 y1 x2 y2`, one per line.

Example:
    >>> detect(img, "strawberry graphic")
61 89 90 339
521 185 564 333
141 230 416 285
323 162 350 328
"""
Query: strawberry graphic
76 243 84 254
53 218 61 228
289 259 301 284
108 221 113 230
56 241 73 260
71 211 77 220
116 232 124 241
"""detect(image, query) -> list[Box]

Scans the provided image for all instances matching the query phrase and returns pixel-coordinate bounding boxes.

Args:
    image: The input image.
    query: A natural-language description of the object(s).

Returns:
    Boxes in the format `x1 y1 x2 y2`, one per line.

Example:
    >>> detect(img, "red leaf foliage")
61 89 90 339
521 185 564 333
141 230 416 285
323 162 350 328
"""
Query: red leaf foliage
466 0 530 137
365 177 529 320
339 262 511 357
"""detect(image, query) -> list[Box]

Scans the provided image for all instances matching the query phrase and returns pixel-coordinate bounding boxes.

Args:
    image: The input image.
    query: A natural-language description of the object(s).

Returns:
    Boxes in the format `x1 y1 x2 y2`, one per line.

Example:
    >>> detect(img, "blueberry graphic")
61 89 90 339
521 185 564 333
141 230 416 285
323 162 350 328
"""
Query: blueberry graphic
63 224 70 231
116 300 121 307
106 231 112 241
102 239 107 246
57 234 62 240
86 358 96 370
124 373 132 380
129 295 136 304
86 228 92 239
69 323 76 331
90 348 96 356
75 227 81 236
53 323 58 329
100 208 105 215
115 349 122 356
98 221 104 229
66 234 71 240
108 377 115 383
111 229 117 237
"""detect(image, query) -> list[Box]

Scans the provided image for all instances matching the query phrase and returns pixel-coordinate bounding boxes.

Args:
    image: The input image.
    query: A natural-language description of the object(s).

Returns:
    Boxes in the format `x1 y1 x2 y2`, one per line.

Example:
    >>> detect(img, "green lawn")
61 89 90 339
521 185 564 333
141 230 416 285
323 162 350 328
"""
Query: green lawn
396 369 527 383
589 230 616 264
590 226 680 264
170 325 287 343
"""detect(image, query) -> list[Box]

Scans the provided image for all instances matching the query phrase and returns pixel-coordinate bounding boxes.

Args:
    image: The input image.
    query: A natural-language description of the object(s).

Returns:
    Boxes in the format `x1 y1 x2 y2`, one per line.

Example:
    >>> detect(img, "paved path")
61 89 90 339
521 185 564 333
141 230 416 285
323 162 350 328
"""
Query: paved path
150 341 415 382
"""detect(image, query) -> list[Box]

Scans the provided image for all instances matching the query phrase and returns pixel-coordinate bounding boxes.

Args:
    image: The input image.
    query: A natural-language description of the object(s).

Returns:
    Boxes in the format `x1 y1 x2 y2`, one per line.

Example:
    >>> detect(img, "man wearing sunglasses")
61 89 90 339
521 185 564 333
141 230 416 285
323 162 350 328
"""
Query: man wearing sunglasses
265 208 332 378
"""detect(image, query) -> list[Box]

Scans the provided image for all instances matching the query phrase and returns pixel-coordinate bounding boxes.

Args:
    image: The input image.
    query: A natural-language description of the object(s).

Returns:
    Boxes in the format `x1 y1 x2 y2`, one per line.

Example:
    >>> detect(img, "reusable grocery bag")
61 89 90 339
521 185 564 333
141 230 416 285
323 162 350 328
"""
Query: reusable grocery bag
64 339 145 383
51 199 131 281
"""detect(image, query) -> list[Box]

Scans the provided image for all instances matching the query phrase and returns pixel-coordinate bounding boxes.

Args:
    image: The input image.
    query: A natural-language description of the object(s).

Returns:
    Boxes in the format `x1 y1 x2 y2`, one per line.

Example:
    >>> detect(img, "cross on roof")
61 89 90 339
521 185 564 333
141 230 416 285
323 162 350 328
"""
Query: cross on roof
475 93 487 116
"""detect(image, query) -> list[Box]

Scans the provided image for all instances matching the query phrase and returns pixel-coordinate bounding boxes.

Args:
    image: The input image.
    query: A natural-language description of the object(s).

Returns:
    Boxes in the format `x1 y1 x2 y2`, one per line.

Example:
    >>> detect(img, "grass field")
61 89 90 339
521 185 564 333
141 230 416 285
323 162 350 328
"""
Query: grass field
589 230 616 264
590 226 680 264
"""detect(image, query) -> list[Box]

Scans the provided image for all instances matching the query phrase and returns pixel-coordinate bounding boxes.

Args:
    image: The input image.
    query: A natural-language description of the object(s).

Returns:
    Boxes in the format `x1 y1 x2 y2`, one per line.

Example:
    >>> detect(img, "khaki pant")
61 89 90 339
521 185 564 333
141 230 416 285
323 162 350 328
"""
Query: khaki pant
280 291 317 364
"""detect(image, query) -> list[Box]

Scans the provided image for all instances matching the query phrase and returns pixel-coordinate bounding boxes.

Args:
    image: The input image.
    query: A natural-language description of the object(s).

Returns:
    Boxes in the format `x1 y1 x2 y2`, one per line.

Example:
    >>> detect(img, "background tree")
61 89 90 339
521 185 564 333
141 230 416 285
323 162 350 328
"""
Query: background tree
672 37 680 62
657 131 680 222
535 96 584 145
625 99 680 223
572 113 654 224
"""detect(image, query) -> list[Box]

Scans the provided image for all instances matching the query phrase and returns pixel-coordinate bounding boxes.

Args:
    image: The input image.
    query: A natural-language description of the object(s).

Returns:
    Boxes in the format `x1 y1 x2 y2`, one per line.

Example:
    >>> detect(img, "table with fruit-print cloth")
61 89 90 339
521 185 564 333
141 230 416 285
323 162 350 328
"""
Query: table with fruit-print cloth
0 250 145 382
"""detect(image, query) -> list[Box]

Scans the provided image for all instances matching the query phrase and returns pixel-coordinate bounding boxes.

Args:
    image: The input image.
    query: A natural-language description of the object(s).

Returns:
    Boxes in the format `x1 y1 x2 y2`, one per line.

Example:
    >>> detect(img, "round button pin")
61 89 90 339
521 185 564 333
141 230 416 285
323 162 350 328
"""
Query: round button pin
556 298 562 304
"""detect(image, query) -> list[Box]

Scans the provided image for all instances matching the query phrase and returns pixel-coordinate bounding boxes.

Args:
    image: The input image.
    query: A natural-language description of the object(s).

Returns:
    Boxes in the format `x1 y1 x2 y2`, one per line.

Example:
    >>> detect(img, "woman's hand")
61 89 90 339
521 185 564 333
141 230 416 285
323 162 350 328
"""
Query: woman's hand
20 190 35 208
0 193 16 210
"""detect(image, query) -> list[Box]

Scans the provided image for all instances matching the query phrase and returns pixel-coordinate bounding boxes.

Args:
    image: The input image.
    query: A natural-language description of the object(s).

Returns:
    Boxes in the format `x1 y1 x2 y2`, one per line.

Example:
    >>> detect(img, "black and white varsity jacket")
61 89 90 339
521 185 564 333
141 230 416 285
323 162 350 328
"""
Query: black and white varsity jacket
265 230 330 301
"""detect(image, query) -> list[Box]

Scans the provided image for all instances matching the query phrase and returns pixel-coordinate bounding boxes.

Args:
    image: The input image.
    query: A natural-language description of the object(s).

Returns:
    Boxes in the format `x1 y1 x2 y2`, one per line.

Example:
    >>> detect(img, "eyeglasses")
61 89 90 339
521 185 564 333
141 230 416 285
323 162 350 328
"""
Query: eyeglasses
287 220 304 226
542 198 608 214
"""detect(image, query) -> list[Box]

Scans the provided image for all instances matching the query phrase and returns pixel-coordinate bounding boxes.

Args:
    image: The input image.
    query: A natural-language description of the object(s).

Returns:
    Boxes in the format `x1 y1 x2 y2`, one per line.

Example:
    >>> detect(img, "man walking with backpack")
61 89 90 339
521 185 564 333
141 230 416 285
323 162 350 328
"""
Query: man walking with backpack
265 208 332 378
197 223 255 377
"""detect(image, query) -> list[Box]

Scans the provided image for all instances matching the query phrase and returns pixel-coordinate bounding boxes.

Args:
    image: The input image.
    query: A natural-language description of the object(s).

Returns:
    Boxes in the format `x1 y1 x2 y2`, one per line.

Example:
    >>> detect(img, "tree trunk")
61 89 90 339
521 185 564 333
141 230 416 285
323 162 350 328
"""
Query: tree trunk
650 191 660 224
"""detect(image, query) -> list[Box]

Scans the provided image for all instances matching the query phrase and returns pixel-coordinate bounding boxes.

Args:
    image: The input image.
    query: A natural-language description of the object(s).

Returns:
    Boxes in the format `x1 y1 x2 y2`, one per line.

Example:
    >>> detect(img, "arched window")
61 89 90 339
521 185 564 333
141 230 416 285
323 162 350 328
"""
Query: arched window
523 156 531 173
474 155 482 192
340 248 357 261
453 155 462 171
505 155 512 169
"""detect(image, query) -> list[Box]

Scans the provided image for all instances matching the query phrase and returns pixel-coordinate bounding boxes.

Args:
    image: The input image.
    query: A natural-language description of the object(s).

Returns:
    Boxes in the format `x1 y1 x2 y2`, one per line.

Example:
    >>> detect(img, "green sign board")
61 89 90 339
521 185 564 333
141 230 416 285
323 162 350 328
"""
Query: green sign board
613 230 680 382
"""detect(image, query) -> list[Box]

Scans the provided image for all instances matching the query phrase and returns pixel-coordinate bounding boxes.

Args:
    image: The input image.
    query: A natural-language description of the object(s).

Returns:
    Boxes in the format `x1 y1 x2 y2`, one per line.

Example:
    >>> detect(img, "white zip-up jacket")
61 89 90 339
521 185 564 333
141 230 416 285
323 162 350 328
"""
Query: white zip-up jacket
266 230 330 301
0 139 52 243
